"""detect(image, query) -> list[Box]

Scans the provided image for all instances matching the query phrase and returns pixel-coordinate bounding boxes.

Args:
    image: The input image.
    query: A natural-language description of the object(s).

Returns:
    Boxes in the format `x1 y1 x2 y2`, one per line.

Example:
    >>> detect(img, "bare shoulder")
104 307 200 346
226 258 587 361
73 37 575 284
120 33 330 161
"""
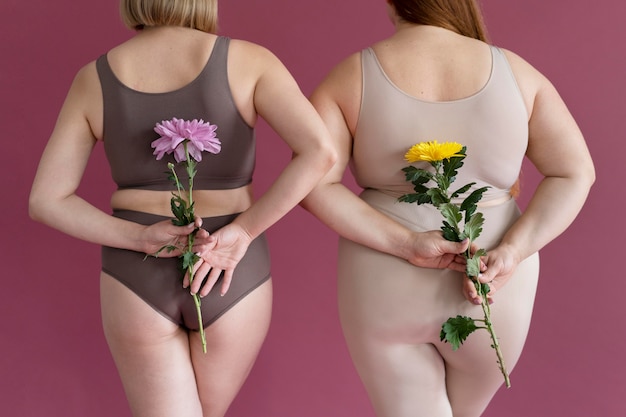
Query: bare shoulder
62 60 103 139
310 51 363 136
71 60 100 91
500 48 551 91
312 51 362 100
60 60 103 114
499 47 560 116
227 38 283 71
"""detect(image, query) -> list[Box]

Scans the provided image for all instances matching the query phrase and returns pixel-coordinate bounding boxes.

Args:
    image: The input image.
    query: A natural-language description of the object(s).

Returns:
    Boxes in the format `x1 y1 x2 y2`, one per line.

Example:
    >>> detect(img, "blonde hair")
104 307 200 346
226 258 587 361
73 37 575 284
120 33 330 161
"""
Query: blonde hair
120 0 218 33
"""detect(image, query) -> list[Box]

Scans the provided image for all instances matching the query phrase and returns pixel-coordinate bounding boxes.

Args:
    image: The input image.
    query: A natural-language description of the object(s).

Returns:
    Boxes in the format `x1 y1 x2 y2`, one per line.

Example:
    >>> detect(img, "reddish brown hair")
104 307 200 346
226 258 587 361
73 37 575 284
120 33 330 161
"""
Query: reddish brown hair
389 0 488 41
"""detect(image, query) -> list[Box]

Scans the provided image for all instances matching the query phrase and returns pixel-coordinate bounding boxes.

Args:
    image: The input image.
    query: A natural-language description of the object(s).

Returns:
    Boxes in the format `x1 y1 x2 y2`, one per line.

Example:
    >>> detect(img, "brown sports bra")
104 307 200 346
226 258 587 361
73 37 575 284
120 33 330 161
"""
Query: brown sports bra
96 36 255 191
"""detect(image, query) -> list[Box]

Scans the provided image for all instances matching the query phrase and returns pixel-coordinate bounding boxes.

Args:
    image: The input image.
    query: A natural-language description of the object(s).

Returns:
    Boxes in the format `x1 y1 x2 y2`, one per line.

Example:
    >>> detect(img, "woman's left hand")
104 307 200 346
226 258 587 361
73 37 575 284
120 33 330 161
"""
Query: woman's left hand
184 223 253 298
463 243 521 304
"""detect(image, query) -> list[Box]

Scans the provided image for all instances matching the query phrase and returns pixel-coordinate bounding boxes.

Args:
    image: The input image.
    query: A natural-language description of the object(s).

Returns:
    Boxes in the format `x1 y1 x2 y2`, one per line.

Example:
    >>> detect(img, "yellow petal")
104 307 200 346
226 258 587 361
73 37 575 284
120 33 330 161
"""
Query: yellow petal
405 141 464 163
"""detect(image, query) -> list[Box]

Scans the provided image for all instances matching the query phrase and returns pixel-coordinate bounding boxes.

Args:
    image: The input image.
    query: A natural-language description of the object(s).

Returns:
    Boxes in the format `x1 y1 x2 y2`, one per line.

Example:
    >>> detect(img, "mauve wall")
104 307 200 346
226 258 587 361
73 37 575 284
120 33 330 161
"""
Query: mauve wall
1 1 623 416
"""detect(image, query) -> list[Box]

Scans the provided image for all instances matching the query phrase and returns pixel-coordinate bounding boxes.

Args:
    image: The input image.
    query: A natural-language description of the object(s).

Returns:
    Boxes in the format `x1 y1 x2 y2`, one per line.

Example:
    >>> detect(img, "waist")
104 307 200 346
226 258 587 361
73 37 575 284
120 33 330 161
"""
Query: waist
375 188 513 208
110 186 254 217
360 188 519 240
475 194 513 208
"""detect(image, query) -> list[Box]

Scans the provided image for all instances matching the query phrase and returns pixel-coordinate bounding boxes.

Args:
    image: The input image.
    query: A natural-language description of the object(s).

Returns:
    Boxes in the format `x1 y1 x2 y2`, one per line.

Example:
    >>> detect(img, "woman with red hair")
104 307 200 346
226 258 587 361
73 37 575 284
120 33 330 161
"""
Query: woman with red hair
302 1 594 415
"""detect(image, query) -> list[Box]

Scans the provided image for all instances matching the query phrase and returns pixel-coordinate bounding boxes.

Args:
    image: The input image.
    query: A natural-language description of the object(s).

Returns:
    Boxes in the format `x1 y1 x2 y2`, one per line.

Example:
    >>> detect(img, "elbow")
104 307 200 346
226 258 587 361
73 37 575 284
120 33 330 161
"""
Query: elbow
587 164 596 188
322 145 338 172
305 139 338 179
298 136 339 212
28 195 43 223
580 158 596 191
300 189 318 212
315 135 338 172
567 161 595 203
28 191 50 223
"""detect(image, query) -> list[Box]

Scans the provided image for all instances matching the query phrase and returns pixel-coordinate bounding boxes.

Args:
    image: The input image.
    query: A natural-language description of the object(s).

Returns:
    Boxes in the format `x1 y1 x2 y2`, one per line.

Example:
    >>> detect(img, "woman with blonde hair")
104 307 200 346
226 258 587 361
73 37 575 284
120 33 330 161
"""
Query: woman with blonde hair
302 0 594 415
29 0 338 415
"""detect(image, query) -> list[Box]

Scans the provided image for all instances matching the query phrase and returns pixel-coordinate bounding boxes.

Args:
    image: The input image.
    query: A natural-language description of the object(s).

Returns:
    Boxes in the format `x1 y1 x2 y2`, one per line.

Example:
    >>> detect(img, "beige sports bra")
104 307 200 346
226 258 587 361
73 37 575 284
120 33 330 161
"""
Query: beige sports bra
352 45 528 203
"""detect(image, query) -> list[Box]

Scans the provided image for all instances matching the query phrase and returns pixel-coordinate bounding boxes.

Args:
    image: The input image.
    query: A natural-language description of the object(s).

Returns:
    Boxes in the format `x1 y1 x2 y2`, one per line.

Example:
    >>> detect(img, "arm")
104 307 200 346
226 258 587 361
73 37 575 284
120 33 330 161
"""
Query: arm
191 45 337 296
300 53 470 270
29 63 206 256
469 50 595 301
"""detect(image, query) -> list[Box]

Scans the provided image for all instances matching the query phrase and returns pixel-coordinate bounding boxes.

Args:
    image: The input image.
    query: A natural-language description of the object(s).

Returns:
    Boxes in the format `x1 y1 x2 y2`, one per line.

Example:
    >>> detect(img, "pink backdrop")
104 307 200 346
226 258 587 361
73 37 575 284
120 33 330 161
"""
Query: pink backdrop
2 1 623 416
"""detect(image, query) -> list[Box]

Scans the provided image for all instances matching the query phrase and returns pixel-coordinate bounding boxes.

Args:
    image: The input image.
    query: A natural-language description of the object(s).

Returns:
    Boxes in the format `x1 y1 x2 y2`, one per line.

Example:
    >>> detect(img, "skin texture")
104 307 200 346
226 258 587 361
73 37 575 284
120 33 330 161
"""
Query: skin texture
301 4 594 417
29 25 336 417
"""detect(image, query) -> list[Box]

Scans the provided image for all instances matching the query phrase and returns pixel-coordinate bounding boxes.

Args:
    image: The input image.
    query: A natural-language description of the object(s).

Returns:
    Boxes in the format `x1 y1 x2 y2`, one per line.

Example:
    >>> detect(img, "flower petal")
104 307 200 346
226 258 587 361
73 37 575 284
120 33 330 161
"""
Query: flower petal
173 146 187 163
405 140 463 163
152 118 222 162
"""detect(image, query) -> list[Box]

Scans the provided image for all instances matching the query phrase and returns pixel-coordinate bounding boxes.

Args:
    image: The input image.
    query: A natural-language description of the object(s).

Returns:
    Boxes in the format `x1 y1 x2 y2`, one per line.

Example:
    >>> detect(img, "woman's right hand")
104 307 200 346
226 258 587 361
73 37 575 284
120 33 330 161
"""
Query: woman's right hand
406 231 471 272
142 217 211 258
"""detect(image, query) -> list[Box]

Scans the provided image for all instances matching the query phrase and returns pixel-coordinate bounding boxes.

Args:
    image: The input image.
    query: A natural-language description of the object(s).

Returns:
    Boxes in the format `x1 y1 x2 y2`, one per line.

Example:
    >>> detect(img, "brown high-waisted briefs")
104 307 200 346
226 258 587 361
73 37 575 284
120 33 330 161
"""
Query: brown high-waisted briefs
102 210 271 330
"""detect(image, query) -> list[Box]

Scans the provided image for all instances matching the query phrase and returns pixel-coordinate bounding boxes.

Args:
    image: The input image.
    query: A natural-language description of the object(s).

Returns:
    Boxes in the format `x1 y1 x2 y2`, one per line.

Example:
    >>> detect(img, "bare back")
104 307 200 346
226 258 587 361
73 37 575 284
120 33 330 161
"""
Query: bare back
370 25 493 103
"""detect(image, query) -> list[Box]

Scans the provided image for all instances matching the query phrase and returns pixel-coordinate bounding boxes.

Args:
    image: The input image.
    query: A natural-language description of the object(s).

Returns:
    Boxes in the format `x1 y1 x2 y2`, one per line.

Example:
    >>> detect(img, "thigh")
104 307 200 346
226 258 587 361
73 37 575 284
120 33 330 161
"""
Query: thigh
441 253 540 417
100 273 203 417
338 238 459 417
190 279 273 417
337 239 538 417
348 339 454 417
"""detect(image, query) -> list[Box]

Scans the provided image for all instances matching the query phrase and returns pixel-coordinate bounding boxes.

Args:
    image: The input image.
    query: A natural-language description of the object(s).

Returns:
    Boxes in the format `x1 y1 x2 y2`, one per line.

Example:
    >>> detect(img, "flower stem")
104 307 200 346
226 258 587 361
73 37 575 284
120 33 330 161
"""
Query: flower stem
433 160 510 387
189 267 207 354
182 143 206 352
169 164 184 196
476 281 511 388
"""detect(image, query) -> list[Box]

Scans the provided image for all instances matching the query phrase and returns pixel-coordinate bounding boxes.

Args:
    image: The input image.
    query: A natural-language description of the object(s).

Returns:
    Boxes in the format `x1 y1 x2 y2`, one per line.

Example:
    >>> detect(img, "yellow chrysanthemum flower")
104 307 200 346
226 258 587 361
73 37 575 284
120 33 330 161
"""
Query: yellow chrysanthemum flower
404 141 464 163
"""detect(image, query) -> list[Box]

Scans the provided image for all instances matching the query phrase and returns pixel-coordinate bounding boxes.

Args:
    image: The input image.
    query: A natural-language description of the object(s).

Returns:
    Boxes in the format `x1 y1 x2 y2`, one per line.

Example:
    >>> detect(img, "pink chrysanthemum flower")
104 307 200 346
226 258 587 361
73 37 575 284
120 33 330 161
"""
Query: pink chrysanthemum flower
151 117 221 162
149 117 222 354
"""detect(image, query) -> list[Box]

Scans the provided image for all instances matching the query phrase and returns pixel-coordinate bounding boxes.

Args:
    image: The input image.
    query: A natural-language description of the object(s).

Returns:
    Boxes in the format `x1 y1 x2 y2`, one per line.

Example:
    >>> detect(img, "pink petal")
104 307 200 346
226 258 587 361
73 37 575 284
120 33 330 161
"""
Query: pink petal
151 137 175 160
187 144 203 162
173 146 187 163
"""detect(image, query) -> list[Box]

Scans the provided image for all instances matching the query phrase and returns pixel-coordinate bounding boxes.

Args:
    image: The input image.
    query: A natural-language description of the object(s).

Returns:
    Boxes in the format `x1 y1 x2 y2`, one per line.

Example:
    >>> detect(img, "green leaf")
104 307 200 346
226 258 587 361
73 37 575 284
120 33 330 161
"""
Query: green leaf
465 249 487 277
401 166 434 196
460 186 490 212
170 195 194 226
398 193 418 203
463 212 485 242
439 203 462 228
441 147 466 181
149 245 178 258
398 193 432 205
402 166 433 184
436 174 451 193
464 205 477 223
439 205 463 241
412 184 430 195
427 188 448 207
181 251 200 270
441 222 461 242
479 282 491 296
440 315 478 350
450 182 474 200
170 197 186 222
